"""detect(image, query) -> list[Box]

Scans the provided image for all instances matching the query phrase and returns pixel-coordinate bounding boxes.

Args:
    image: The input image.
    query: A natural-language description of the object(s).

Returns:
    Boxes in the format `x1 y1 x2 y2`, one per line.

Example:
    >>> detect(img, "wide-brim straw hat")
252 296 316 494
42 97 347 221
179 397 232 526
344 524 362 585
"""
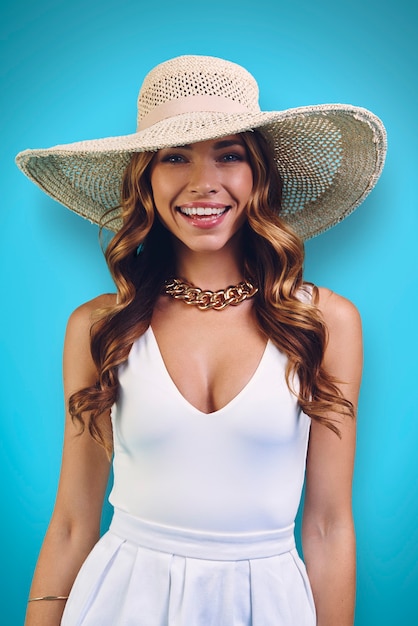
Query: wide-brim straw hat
16 55 387 240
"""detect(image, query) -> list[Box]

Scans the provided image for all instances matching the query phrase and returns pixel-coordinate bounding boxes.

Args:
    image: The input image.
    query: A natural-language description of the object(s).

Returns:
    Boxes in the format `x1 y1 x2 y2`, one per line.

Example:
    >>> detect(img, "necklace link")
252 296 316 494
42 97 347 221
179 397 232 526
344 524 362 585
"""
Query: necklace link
163 278 258 310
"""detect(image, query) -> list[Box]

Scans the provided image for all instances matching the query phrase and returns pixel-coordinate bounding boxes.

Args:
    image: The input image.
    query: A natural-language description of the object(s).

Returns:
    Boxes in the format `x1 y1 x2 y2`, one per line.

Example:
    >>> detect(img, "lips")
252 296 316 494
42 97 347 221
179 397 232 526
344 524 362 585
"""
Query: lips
175 203 231 228
178 206 230 217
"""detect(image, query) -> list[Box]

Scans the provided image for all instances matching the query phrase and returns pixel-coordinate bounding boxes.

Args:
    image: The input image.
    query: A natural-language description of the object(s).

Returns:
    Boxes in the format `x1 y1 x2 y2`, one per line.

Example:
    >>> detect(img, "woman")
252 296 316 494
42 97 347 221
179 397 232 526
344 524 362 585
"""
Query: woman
16 55 386 626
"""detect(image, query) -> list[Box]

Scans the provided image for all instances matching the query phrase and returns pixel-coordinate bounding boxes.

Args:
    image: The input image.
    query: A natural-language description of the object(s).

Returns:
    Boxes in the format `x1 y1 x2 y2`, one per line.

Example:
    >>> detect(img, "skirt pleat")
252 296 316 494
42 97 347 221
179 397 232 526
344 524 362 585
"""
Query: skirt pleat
61 510 316 626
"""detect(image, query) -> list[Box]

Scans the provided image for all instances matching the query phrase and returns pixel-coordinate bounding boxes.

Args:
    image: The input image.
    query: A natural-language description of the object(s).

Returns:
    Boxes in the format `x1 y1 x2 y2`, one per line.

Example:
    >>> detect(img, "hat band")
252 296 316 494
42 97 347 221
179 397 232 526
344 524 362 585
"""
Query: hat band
137 95 254 131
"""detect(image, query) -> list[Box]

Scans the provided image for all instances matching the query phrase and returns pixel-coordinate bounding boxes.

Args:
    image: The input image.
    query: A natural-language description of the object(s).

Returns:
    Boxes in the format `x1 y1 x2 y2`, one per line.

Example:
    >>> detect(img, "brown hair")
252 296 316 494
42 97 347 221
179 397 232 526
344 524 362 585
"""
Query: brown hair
69 130 353 453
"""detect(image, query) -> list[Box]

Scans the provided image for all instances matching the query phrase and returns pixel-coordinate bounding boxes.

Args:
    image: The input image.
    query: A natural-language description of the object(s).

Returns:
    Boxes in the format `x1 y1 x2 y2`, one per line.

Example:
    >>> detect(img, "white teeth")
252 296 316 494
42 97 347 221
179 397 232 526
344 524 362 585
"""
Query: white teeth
179 206 227 216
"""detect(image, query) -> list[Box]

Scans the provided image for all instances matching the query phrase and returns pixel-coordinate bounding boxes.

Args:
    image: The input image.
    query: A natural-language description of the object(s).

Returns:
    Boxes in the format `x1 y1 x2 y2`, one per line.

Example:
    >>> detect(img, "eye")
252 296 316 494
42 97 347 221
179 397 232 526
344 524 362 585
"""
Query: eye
161 153 188 164
219 152 245 163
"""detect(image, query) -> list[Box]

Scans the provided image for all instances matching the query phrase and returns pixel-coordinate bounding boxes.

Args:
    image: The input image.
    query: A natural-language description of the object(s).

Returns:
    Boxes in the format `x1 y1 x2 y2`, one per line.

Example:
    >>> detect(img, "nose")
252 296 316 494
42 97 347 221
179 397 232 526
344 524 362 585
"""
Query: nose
187 160 219 195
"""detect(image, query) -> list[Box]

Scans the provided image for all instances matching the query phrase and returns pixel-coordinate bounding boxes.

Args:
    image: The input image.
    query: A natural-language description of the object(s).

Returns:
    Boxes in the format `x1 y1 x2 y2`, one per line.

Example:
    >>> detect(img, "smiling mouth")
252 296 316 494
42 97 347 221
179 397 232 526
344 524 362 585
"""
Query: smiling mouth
177 206 231 217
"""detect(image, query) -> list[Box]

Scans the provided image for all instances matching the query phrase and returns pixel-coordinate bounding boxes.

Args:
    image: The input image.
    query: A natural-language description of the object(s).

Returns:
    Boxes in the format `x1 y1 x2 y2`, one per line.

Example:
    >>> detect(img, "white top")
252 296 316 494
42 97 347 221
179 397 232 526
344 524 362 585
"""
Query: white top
109 325 311 533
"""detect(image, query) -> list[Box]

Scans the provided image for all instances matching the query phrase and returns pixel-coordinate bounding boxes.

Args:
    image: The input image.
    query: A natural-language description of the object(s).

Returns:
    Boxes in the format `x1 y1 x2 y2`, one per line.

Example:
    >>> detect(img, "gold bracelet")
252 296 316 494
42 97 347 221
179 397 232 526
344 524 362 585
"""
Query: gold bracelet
28 595 69 602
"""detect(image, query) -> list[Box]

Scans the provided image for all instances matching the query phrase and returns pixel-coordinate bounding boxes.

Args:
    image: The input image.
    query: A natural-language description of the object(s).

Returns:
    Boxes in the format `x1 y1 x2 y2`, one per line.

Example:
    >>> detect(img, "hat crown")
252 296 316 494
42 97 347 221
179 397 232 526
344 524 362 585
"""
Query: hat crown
136 55 260 127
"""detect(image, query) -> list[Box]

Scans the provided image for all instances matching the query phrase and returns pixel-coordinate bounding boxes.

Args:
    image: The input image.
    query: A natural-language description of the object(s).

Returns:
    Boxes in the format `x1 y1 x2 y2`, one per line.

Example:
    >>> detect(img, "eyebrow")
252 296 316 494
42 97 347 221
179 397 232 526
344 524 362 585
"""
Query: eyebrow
213 139 245 149
173 139 245 151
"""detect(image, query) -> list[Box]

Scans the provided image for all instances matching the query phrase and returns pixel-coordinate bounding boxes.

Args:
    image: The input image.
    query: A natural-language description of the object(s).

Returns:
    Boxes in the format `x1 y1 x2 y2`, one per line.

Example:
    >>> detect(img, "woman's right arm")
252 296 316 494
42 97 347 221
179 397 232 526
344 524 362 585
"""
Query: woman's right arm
25 296 114 626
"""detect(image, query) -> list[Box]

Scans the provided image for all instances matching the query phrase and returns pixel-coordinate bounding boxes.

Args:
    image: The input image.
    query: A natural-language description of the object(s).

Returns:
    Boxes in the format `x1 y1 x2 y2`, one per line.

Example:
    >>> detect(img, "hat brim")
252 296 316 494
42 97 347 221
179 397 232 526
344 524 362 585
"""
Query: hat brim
15 104 386 240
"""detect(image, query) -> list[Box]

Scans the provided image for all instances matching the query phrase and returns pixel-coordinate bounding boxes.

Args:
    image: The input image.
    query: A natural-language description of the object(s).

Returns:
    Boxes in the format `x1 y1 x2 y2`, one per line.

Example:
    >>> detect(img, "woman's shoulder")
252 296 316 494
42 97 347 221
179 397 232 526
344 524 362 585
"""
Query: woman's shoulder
67 293 118 334
312 287 363 396
314 287 362 353
63 294 118 377
315 286 361 324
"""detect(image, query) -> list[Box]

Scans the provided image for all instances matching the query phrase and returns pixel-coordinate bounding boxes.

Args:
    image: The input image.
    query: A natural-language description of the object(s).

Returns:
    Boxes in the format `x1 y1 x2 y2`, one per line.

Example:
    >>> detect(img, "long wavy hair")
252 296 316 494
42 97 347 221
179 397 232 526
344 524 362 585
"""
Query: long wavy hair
69 130 354 454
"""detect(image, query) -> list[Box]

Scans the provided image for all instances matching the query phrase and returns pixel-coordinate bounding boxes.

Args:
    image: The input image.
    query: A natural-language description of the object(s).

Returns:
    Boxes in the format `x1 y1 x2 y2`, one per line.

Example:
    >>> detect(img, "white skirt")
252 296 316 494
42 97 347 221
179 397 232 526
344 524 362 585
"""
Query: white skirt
61 509 316 625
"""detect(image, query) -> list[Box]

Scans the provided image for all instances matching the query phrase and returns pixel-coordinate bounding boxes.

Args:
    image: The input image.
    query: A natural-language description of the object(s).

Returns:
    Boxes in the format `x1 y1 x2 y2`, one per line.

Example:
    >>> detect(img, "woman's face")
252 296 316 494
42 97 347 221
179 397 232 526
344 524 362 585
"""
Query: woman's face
150 134 253 254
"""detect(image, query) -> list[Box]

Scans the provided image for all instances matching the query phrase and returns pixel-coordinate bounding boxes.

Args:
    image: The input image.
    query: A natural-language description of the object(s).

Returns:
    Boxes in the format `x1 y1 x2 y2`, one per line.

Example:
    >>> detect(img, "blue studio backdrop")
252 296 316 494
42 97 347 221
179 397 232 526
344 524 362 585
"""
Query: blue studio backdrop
1 1 417 624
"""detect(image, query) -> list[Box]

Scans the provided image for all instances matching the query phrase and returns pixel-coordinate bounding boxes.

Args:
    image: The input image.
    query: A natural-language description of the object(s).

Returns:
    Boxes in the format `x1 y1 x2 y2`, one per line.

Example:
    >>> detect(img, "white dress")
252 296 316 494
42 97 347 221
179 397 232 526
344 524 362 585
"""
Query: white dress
61 322 316 625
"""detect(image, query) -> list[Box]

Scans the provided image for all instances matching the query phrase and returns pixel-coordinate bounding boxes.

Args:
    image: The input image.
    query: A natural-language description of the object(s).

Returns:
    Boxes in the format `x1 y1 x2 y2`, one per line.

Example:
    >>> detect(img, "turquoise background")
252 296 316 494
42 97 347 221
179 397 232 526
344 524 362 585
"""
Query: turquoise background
1 0 417 623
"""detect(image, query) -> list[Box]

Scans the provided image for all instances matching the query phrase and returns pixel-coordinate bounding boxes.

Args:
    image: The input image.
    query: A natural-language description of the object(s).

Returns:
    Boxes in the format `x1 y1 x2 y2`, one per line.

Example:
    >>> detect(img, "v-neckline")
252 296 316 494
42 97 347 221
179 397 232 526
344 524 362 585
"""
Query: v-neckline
147 326 270 417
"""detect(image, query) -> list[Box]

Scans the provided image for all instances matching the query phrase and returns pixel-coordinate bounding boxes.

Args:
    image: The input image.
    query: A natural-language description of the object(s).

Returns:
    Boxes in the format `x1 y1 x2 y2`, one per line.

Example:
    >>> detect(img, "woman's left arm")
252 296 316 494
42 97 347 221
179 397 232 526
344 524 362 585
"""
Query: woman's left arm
302 288 363 626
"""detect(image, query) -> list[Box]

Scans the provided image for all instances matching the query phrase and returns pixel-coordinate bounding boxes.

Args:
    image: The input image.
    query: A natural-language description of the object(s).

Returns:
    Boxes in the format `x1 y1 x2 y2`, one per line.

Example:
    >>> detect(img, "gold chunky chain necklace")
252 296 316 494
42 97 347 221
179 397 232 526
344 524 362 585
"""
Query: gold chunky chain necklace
163 277 258 311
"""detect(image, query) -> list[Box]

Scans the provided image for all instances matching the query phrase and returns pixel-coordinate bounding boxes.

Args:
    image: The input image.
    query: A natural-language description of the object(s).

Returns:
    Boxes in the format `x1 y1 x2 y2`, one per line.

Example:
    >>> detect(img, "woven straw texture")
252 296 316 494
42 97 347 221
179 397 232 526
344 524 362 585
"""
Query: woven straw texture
15 55 387 240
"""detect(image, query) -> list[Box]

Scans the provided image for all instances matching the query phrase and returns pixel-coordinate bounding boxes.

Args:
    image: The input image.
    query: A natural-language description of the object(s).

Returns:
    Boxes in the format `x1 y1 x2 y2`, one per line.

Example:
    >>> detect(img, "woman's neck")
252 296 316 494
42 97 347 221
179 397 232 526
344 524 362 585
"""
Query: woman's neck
173 242 246 291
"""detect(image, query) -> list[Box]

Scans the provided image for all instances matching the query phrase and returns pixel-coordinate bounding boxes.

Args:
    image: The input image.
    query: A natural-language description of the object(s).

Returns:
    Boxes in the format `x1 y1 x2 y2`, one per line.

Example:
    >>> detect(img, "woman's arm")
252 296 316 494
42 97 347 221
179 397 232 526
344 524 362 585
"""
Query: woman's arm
302 288 362 626
25 296 114 626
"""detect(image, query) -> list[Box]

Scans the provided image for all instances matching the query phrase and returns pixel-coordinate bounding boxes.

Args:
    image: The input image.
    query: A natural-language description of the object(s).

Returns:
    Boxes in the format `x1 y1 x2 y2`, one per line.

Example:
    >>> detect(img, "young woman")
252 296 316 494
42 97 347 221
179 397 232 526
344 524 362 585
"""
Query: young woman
17 55 386 626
